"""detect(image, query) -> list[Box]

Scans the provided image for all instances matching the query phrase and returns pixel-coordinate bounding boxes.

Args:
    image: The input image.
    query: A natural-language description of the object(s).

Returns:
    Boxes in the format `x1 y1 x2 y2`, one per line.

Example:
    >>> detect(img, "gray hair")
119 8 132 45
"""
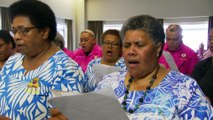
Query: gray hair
81 29 95 38
52 32 65 49
120 15 165 56
166 24 183 37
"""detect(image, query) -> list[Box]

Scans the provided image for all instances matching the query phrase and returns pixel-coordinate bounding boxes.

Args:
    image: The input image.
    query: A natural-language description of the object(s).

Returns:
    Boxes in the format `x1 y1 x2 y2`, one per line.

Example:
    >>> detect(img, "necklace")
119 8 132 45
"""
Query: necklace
122 65 160 114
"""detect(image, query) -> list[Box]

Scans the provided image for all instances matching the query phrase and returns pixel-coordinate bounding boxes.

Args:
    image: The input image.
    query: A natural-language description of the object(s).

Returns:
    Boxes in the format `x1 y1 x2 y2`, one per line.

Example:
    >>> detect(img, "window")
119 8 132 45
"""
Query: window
103 22 123 32
56 18 68 48
103 17 209 52
103 24 122 32
164 20 208 51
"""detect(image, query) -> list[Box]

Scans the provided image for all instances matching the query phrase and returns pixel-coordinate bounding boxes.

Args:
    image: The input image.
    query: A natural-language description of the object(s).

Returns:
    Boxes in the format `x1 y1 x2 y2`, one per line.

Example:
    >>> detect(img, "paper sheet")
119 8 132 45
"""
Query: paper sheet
93 64 121 84
48 88 129 120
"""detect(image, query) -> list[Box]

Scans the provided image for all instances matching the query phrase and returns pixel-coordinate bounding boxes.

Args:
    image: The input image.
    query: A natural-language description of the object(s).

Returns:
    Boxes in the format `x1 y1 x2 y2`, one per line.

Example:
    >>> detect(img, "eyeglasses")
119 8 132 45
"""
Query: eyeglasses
10 26 38 36
102 41 121 48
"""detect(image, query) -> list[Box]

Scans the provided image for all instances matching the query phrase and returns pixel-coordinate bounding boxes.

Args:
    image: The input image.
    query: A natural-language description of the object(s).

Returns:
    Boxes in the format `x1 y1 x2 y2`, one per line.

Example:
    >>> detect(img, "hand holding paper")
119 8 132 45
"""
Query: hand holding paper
48 88 129 120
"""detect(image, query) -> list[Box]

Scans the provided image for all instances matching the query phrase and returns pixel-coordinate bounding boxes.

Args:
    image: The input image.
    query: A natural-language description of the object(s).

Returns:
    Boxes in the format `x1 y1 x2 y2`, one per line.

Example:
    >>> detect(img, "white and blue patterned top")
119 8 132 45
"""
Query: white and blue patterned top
0 51 84 120
84 57 126 92
96 70 213 120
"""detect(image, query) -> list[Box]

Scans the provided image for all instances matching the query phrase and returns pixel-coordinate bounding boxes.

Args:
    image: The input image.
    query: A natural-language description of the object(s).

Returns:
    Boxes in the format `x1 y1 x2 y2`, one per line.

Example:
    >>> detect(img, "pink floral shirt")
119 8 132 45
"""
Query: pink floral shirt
71 44 102 72
159 43 199 75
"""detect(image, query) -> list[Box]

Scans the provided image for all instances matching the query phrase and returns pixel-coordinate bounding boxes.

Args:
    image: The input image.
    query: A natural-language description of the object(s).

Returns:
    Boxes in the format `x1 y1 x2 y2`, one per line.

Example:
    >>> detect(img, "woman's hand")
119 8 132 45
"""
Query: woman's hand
48 108 69 120
0 115 11 120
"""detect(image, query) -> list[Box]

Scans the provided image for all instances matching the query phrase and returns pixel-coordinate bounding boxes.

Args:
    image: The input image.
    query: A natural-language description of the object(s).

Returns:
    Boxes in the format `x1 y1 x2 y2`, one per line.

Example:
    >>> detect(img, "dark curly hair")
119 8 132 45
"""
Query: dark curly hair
9 0 57 41
102 29 122 47
0 30 16 49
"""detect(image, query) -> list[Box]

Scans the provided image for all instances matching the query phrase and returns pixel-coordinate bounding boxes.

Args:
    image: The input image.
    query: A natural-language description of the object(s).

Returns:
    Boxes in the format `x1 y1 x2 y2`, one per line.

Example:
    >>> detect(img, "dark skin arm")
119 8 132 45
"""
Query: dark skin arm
48 108 69 120
0 109 68 120
0 115 11 120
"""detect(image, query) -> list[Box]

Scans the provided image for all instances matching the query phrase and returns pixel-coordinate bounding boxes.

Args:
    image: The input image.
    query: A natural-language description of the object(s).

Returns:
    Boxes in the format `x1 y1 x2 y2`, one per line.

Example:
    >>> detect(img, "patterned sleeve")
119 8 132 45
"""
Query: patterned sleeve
179 79 213 119
95 72 121 91
95 77 112 91
83 60 97 92
52 57 84 93
115 57 127 71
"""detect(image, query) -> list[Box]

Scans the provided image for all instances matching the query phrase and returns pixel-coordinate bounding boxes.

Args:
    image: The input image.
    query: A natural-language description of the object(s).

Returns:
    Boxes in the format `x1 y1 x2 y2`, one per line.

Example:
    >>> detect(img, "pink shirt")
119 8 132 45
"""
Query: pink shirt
159 43 199 75
71 44 102 72
63 47 74 58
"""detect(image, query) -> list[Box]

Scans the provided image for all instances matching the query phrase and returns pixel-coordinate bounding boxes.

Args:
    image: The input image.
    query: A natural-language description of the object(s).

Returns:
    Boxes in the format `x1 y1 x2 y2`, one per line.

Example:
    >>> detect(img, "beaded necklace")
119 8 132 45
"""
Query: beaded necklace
122 65 160 114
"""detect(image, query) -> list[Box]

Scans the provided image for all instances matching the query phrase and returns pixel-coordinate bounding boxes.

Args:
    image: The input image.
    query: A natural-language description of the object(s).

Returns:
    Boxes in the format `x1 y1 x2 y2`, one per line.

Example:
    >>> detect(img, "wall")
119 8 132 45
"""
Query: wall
0 0 84 49
0 0 75 19
86 0 213 21
1 0 213 49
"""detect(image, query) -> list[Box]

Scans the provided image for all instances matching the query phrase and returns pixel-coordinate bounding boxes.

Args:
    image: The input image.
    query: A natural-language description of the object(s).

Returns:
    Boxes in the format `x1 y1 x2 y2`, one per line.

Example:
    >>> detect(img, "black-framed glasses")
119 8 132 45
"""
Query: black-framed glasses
102 41 121 48
10 26 38 36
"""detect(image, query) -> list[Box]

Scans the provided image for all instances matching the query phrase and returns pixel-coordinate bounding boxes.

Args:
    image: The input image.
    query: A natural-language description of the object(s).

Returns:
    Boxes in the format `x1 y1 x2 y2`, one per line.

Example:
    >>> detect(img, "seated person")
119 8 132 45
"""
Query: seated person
71 29 102 72
84 29 126 92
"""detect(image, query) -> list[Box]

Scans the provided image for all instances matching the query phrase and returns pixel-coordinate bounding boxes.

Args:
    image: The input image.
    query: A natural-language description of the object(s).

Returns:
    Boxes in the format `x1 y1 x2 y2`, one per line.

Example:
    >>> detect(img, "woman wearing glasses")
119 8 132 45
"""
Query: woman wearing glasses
0 0 83 120
83 29 126 92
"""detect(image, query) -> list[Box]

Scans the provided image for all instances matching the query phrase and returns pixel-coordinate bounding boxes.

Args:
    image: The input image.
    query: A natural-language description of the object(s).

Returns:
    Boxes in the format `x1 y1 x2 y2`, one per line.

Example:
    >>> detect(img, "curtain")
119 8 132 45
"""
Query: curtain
88 21 103 45
208 16 213 48
208 16 213 33
65 19 73 50
1 7 11 31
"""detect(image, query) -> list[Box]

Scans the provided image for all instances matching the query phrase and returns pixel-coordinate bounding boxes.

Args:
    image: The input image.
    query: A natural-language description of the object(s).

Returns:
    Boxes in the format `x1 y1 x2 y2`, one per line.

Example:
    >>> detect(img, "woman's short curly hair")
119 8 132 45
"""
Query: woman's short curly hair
9 0 57 41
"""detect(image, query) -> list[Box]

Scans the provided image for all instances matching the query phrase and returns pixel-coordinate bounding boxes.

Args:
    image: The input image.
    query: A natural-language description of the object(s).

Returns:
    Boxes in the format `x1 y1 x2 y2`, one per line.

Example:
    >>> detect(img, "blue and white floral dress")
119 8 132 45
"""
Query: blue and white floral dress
0 51 84 120
84 57 126 92
96 70 213 120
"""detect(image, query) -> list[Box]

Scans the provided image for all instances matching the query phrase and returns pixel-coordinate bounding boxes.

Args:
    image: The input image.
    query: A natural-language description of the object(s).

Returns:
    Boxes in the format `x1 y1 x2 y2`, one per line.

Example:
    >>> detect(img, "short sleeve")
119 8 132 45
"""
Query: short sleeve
52 58 84 93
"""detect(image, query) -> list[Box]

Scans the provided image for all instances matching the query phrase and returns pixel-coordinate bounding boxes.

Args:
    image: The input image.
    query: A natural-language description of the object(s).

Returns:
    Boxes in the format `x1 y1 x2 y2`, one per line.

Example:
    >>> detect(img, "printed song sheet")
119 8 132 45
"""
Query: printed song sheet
48 88 129 120
93 64 121 84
